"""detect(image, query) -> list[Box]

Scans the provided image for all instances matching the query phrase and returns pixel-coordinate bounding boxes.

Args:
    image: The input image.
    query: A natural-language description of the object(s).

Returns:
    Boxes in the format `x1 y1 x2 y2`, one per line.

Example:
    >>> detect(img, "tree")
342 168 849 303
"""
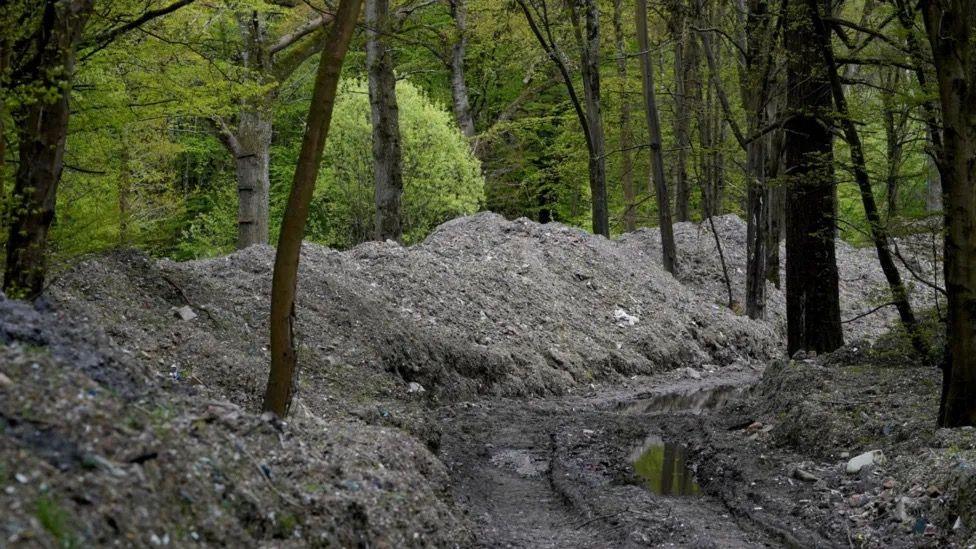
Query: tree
636 0 677 273
516 0 609 237
806 0 926 357
782 0 843 356
611 0 636 232
264 0 362 417
920 0 976 427
2 0 195 298
208 3 340 250
366 0 405 241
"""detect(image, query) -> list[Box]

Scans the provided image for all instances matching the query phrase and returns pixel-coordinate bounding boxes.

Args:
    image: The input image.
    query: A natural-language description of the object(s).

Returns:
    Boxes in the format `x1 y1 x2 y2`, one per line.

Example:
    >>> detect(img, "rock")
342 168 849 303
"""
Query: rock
0 372 11 387
792 468 820 482
746 421 764 434
846 450 885 474
895 497 911 522
613 308 639 326
882 478 896 490
953 517 964 531
684 367 702 380
172 306 197 321
407 382 425 393
926 485 940 498
848 493 869 507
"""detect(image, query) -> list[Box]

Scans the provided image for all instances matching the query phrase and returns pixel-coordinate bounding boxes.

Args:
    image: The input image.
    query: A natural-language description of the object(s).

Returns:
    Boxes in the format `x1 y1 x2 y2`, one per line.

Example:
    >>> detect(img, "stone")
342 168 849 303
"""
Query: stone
407 382 425 393
684 367 702 380
793 468 820 483
846 450 885 474
613 308 639 326
0 372 11 387
172 305 197 321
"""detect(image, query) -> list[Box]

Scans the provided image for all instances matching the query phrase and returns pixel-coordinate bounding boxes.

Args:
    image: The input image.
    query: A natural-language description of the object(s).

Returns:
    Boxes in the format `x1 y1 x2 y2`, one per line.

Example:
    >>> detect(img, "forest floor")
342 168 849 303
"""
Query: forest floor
2 213 974 547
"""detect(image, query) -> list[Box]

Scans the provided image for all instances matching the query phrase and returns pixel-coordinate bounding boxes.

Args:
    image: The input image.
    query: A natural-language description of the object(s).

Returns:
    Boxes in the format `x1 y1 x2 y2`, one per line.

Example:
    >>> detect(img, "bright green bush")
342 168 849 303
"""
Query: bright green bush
177 78 484 256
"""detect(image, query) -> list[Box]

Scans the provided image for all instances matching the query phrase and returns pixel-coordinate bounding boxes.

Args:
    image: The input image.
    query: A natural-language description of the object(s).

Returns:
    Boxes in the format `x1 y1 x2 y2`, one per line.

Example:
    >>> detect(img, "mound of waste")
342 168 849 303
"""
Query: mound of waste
621 215 939 343
0 297 467 547
51 213 784 405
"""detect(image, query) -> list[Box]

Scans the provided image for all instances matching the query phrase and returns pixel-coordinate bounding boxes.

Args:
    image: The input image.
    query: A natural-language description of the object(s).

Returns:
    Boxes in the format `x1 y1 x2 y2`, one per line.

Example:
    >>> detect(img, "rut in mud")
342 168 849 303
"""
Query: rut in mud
439 371 775 548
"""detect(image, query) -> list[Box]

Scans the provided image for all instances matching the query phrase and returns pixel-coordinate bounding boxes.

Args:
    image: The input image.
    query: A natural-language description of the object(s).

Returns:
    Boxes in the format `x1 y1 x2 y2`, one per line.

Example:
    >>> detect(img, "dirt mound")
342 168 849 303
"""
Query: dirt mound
50 213 779 407
621 215 939 344
0 296 468 547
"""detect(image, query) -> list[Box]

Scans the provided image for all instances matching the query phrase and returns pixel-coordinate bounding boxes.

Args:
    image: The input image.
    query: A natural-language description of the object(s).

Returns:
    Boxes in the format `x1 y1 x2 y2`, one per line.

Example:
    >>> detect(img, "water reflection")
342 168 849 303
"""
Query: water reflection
632 437 700 496
621 385 742 415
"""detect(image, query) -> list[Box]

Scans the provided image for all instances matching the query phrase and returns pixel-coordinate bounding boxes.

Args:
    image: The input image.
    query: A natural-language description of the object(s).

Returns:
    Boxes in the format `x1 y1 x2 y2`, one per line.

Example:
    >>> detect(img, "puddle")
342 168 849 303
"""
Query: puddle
620 384 742 415
631 437 700 496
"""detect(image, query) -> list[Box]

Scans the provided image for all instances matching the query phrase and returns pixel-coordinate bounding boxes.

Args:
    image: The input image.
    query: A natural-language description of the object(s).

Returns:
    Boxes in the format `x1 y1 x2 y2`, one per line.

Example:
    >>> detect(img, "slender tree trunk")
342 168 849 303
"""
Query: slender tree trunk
367 0 404 241
570 0 610 237
4 0 94 298
921 0 976 427
808 0 927 357
118 142 133 246
925 128 943 213
234 108 273 248
612 0 636 232
515 0 608 236
264 0 362 418
636 0 677 273
449 0 476 138
668 3 692 222
783 0 843 356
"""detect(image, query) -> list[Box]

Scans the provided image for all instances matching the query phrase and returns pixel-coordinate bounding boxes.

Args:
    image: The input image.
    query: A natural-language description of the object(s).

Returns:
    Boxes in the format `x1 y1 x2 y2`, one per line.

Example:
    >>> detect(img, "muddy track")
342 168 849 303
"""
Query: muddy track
438 373 780 548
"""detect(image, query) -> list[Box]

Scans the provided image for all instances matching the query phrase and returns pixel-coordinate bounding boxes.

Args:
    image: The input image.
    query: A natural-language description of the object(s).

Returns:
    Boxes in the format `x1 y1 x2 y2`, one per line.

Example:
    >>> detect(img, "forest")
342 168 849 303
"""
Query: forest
1 0 975 547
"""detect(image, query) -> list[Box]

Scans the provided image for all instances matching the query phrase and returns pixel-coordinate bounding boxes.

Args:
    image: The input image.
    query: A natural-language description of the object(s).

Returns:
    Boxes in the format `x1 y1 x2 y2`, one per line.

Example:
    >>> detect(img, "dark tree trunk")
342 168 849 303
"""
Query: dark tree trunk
571 0 610 237
636 0 677 273
921 0 976 427
783 0 843 356
4 0 94 298
669 3 693 222
612 0 636 232
515 0 609 237
808 0 927 357
367 0 404 242
264 0 362 418
449 0 476 139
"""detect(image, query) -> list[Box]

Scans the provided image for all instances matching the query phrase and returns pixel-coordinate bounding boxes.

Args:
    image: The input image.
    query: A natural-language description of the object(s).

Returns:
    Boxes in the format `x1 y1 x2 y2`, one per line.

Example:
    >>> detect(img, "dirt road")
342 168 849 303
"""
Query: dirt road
438 371 778 548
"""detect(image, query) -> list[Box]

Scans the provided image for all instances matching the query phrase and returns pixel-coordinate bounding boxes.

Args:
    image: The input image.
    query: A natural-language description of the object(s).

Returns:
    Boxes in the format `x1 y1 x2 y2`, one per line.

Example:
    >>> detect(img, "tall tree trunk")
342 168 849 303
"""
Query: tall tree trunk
808 0 927 357
367 0 404 242
515 0 608 236
118 142 133 246
925 128 943 213
921 0 976 427
449 0 476 138
636 0 677 273
668 2 692 222
4 0 94 298
570 0 610 237
612 0 636 232
264 0 362 418
234 108 273 248
783 0 843 356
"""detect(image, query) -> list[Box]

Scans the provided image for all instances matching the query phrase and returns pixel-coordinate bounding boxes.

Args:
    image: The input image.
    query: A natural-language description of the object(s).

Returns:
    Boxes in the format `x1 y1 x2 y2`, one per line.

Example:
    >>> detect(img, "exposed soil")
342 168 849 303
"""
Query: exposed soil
2 212 968 547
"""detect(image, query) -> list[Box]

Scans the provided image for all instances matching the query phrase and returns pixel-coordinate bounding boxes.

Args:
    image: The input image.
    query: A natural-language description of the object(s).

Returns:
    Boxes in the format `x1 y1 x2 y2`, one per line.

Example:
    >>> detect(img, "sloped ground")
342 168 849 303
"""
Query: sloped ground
1 212 947 546
623 215 940 343
0 298 467 547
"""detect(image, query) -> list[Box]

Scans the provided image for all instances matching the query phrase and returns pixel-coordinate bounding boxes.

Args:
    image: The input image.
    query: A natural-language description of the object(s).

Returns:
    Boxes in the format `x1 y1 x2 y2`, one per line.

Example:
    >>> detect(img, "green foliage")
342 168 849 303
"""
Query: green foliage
177 79 484 256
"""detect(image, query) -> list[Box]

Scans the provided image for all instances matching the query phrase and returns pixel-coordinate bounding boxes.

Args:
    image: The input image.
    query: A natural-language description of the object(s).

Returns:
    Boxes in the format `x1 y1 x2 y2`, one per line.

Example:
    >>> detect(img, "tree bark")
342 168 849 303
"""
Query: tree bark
449 0 476 139
234 109 273 248
367 0 405 242
921 0 976 427
569 0 610 238
612 0 636 232
4 0 94 299
264 0 362 418
636 0 677 273
783 0 843 356
516 0 609 236
808 0 927 357
669 3 693 222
